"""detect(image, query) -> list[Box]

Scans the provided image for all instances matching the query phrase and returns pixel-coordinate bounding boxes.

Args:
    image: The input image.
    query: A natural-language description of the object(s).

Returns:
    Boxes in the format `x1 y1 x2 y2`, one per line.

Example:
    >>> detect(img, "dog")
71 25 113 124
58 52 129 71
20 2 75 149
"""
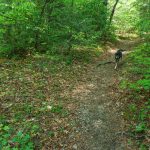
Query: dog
114 49 125 69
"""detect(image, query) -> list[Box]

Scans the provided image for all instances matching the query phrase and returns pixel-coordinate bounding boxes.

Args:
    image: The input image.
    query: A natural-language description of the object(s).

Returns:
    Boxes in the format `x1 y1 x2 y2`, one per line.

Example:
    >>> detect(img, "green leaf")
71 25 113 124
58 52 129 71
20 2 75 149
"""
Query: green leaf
135 123 146 133
1 139 8 146
17 131 23 137
3 126 10 131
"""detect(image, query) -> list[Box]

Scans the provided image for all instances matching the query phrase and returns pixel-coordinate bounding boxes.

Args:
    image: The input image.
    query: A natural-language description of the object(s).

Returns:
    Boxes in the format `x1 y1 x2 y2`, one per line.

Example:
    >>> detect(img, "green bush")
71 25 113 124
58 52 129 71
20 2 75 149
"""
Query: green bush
123 43 150 149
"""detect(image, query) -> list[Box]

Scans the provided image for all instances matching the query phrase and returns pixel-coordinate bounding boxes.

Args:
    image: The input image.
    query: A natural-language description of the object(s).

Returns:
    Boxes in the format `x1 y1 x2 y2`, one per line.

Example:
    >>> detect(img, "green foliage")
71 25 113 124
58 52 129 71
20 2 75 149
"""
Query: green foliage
0 124 34 150
123 43 150 148
128 43 150 91
112 0 149 40
136 79 150 90
135 0 150 40
0 0 37 57
139 144 149 150
0 0 109 58
135 122 147 133
113 0 138 34
51 105 63 114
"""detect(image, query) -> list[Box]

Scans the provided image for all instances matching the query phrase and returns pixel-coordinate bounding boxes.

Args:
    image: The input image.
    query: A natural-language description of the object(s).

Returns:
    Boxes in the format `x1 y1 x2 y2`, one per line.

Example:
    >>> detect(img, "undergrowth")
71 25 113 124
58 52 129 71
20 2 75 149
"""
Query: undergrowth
121 43 150 149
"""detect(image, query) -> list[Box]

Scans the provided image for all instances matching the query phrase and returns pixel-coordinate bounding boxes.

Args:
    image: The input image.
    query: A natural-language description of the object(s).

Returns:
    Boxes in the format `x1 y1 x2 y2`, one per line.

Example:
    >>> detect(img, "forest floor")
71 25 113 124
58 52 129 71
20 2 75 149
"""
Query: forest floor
0 37 140 149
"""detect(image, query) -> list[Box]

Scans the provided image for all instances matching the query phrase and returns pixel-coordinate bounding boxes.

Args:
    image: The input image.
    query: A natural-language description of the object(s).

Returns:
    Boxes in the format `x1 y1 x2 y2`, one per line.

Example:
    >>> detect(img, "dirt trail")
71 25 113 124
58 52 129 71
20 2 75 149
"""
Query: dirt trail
73 38 140 150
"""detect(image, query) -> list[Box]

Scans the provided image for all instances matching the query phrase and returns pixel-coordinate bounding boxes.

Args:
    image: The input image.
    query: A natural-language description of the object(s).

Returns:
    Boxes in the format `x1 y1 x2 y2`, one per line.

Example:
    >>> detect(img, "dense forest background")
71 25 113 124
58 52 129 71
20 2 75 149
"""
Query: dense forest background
0 0 148 58
0 0 110 58
0 0 149 149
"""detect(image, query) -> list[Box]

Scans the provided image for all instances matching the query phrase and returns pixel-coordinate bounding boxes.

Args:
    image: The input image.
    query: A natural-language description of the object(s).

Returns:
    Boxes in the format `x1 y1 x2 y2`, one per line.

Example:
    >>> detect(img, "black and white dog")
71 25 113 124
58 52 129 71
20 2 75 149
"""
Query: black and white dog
114 49 125 69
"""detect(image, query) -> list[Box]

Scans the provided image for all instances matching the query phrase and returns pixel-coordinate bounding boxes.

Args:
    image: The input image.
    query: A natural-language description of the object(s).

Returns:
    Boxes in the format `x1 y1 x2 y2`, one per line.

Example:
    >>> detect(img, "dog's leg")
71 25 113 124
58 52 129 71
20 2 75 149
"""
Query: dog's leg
114 62 118 69
121 56 122 61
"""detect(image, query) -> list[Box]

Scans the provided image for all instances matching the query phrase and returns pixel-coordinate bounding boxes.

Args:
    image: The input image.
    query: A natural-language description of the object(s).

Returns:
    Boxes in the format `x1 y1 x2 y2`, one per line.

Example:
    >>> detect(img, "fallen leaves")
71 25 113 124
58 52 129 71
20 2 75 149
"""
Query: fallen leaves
0 57 88 149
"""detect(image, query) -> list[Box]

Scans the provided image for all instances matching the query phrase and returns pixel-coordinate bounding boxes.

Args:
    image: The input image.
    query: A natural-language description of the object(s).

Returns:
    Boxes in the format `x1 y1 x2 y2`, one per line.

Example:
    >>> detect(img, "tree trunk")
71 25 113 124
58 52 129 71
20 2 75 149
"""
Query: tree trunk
109 0 119 23
34 0 52 51
67 0 74 51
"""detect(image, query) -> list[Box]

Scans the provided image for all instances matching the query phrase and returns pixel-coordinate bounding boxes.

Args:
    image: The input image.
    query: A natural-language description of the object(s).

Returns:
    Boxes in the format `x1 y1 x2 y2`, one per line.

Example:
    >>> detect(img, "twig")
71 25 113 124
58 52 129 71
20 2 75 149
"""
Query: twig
96 61 115 67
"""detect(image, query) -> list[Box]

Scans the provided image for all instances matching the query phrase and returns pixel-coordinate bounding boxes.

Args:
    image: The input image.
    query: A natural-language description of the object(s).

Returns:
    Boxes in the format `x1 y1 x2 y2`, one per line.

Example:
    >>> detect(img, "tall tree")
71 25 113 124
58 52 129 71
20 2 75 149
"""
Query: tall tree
109 0 119 23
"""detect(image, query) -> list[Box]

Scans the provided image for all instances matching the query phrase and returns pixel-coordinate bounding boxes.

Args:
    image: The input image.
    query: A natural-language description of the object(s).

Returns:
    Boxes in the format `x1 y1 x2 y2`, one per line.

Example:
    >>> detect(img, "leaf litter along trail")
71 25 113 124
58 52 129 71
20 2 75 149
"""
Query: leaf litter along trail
73 38 141 150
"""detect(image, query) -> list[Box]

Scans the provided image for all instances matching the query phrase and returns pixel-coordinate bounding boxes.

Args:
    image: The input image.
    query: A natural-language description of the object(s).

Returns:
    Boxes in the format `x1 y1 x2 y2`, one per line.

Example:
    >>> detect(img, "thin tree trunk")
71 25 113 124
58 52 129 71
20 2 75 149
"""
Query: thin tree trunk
67 0 74 51
109 0 119 23
35 0 52 50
